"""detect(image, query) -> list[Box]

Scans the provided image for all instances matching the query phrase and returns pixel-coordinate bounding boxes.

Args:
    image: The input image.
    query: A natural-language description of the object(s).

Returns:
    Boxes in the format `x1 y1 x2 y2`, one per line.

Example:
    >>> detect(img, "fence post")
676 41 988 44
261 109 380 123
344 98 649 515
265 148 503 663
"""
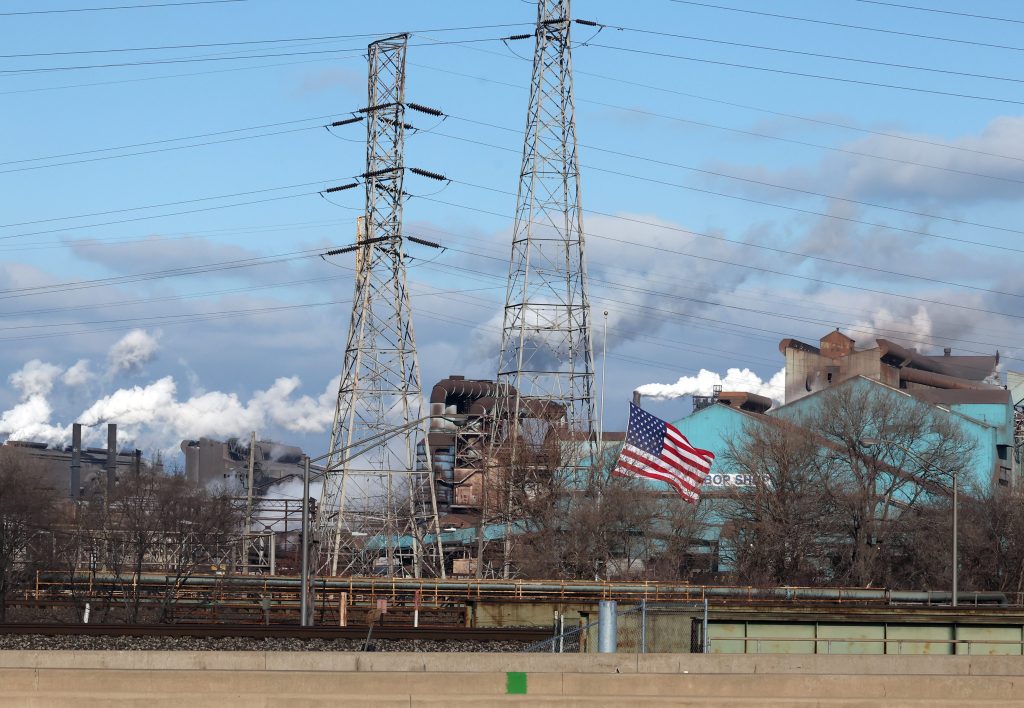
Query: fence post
598 600 617 653
640 599 647 654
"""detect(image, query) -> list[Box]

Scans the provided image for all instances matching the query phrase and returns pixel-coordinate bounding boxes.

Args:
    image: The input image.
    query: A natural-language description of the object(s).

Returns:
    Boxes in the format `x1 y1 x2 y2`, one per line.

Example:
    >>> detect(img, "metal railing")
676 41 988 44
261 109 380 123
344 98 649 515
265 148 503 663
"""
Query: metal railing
728 635 1024 655
523 601 710 654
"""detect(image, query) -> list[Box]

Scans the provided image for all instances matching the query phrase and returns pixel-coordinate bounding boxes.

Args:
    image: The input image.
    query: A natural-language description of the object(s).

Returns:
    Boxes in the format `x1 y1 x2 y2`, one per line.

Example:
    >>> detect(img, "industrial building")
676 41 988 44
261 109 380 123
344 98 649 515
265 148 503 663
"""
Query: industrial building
680 330 1016 493
180 436 306 491
2 423 159 498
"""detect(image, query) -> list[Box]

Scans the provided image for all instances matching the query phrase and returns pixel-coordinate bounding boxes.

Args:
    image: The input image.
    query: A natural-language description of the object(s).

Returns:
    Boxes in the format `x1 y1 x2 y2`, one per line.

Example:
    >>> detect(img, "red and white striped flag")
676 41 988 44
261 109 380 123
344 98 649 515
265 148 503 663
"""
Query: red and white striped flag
613 402 715 503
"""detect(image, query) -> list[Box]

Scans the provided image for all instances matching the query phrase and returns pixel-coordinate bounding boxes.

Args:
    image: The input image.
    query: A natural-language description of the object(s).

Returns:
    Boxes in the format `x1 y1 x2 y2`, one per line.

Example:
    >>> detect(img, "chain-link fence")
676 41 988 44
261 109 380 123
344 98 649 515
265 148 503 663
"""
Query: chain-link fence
524 600 709 653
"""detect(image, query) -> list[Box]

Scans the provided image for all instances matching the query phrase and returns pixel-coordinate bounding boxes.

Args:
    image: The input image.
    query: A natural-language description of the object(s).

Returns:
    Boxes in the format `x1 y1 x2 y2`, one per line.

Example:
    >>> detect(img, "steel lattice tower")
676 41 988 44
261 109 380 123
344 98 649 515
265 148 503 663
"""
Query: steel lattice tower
316 34 442 579
485 0 595 576
495 0 595 439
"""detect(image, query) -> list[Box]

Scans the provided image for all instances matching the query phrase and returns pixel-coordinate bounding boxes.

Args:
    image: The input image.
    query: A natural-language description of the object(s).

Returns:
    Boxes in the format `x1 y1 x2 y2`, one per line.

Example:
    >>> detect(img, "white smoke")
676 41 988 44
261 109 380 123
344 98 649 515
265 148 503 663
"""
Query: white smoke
11 359 63 398
107 328 160 375
1 360 68 445
0 347 341 452
636 367 786 404
62 359 94 387
853 306 933 348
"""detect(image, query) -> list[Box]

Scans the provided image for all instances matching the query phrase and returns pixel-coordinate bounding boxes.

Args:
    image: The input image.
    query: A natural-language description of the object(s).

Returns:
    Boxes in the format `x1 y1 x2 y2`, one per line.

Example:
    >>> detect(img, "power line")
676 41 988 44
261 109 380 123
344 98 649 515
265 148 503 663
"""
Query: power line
588 43 1024 106
0 0 247 16
0 113 346 167
414 61 1024 164
0 179 337 230
445 112 1024 237
0 125 320 175
0 35 517 77
417 192 1024 325
408 239 1017 366
667 0 1024 52
851 0 1024 25
0 23 533 58
606 23 1024 85
424 129 1023 254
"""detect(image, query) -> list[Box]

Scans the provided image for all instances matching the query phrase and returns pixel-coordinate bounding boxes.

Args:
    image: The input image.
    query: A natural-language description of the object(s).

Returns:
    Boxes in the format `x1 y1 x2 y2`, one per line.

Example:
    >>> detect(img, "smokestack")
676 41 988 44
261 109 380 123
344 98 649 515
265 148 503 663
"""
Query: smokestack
70 423 82 499
632 390 641 407
106 423 117 498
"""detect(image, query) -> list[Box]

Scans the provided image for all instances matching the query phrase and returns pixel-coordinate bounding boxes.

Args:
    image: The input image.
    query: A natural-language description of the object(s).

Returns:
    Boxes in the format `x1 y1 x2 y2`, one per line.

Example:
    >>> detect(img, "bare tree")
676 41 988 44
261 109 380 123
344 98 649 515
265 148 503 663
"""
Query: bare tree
501 436 706 580
815 384 973 587
0 447 61 622
719 419 833 586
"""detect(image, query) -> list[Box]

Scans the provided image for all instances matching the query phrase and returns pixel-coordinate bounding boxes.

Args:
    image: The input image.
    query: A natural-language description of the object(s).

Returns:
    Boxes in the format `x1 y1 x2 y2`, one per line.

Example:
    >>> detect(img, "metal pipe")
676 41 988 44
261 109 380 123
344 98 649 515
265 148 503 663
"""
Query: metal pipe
39 572 1009 606
597 600 616 653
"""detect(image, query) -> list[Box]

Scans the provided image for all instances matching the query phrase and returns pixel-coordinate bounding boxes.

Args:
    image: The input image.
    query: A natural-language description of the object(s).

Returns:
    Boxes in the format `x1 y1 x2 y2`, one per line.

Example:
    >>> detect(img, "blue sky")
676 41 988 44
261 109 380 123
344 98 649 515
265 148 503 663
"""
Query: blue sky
1 0 1022 457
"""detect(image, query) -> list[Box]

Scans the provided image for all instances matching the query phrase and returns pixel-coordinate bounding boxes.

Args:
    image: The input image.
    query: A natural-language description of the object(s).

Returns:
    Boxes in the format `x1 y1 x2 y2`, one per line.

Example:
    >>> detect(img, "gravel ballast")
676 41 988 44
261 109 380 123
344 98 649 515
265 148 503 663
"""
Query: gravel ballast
0 634 531 652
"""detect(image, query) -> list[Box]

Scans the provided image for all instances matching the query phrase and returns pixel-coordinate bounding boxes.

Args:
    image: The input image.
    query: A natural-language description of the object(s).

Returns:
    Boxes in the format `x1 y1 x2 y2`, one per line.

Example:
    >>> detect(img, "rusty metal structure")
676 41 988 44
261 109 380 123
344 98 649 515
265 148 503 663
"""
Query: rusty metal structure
317 34 442 579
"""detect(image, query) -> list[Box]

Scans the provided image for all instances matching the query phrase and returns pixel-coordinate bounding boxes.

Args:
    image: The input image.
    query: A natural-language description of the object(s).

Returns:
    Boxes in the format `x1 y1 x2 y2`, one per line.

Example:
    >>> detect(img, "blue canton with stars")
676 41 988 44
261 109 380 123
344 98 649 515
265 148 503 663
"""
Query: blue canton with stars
625 402 667 457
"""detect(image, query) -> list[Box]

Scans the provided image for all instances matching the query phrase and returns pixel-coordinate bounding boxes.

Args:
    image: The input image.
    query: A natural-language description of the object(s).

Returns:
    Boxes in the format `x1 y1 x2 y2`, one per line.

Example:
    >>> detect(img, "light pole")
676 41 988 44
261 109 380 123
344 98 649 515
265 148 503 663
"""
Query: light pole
860 437 958 607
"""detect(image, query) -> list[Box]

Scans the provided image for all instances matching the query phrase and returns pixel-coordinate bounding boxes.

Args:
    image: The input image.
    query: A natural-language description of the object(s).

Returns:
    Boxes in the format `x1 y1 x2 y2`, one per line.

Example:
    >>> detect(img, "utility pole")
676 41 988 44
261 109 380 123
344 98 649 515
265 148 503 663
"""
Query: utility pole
486 0 595 577
316 33 443 579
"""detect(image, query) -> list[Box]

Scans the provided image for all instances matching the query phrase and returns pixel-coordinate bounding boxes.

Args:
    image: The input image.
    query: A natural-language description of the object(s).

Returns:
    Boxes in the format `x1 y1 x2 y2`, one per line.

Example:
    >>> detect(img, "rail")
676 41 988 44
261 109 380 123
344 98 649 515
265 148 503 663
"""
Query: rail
0 622 549 643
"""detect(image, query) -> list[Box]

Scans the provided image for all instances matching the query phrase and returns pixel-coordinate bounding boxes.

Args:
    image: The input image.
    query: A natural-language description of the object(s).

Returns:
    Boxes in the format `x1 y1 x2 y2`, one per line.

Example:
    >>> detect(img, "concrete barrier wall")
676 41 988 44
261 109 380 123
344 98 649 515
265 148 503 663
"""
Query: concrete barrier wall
4 650 1024 676
4 652 1024 707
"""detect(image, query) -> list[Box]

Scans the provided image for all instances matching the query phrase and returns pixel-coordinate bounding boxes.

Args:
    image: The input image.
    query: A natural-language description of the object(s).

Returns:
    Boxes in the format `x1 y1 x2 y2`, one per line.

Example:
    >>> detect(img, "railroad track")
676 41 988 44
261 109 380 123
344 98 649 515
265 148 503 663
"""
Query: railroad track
0 622 551 643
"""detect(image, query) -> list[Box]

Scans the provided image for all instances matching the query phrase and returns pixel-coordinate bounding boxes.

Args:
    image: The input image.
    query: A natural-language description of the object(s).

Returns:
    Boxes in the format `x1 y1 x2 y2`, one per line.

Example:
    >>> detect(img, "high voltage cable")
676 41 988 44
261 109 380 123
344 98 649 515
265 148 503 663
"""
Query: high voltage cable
0 179 340 232
589 43 1024 106
605 24 1024 85
419 241 1011 353
405 220 1007 348
0 23 533 58
425 129 1023 254
445 113 1024 237
413 61 1024 164
417 192 1024 323
0 126 320 175
851 0 1024 25
0 113 347 167
0 248 328 300
0 0 246 16
0 53 361 96
406 244 1016 365
1 35 519 76
407 239 1018 366
667 0 1024 52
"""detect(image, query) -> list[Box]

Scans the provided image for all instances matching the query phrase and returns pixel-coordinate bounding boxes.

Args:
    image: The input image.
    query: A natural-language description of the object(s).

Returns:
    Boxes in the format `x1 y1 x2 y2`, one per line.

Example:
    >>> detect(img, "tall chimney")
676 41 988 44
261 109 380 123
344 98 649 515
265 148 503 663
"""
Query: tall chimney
632 390 641 407
106 424 117 498
70 423 82 499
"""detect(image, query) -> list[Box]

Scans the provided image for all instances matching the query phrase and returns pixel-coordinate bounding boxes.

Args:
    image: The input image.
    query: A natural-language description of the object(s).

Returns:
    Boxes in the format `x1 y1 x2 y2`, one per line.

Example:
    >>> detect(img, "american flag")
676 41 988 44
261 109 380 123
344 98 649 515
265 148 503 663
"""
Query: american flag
613 402 715 503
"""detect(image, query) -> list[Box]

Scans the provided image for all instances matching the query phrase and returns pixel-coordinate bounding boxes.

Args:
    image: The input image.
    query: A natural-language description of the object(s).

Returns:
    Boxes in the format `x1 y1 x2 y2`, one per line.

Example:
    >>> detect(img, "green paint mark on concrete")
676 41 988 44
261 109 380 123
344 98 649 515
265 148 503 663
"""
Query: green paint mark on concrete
506 671 527 694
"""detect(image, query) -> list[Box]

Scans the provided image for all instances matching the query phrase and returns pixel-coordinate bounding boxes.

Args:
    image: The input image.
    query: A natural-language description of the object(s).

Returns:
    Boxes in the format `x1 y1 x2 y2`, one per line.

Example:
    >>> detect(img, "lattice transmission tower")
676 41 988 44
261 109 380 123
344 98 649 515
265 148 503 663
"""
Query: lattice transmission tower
494 0 595 442
316 34 442 579
486 0 596 575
